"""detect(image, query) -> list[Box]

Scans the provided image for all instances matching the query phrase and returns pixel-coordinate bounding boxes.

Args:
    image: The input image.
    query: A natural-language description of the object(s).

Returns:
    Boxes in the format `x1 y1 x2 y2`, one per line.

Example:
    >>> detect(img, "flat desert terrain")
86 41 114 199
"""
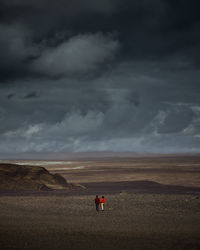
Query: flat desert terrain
0 156 200 249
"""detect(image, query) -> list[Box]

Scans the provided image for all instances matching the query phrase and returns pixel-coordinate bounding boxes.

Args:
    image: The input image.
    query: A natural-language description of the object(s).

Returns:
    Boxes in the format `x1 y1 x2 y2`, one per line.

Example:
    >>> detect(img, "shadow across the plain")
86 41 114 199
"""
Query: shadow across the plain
0 180 200 196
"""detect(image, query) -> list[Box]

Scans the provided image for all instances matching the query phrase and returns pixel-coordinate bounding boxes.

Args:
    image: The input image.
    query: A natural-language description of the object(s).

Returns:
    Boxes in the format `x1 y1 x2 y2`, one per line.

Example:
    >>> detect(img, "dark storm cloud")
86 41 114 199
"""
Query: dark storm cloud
7 93 15 99
0 0 200 156
0 0 120 40
0 0 120 81
24 91 38 99
32 33 120 77
0 24 37 81
0 0 200 80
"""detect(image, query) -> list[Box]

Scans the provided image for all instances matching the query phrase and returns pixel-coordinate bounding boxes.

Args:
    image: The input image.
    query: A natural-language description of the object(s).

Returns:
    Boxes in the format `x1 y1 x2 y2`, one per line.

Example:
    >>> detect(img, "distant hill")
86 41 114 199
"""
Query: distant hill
0 163 70 191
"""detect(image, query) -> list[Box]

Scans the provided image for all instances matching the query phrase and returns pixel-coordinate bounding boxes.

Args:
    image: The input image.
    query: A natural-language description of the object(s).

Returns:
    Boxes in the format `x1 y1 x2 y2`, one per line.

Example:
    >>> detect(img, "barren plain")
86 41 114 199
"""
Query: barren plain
0 156 200 250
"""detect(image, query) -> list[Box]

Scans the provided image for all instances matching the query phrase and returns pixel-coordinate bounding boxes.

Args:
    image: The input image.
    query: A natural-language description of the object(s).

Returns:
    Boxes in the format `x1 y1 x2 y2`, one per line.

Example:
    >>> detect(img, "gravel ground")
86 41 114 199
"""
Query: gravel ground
0 192 199 250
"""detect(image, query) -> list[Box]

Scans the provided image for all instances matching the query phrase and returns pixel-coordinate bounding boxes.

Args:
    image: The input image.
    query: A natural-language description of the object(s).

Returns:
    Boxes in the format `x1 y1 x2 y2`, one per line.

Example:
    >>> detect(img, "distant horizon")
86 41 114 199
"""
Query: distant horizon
1 151 200 161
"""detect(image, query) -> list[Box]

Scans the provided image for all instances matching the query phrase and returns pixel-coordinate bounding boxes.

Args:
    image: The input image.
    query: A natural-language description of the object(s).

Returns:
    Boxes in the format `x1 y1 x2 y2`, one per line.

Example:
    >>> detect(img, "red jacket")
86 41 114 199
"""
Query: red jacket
100 198 106 204
95 197 100 204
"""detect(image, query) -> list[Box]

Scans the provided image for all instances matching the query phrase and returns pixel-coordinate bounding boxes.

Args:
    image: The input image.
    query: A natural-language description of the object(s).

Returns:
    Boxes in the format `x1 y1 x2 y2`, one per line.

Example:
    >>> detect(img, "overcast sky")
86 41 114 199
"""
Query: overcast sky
0 0 200 157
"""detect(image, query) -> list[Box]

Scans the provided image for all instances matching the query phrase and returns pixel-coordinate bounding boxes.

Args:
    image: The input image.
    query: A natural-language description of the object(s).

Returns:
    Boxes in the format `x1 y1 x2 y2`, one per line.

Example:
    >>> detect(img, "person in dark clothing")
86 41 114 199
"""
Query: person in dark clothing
94 195 100 212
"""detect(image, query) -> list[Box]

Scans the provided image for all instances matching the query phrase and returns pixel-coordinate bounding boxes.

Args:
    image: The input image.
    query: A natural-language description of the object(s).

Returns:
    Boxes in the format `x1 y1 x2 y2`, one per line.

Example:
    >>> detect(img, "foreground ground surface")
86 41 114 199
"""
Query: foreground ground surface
0 193 199 250
0 156 200 249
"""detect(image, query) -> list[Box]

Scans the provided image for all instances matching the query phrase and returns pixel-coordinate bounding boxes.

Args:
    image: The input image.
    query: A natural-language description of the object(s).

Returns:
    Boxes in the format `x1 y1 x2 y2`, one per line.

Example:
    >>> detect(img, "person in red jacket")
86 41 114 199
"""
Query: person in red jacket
100 196 106 211
94 195 100 212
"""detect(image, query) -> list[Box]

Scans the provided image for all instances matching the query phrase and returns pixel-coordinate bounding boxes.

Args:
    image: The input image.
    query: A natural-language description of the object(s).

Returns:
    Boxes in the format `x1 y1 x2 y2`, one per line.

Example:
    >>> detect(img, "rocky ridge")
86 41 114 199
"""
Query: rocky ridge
0 163 70 190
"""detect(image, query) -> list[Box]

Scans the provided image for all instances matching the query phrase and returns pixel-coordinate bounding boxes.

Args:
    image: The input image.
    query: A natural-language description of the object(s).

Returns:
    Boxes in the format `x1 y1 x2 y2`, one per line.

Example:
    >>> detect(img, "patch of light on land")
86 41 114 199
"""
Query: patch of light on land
15 161 74 166
51 166 85 170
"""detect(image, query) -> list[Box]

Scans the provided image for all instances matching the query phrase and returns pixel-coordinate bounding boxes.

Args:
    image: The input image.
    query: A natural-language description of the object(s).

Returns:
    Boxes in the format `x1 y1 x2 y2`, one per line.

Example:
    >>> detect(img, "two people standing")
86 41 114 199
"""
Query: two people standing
94 195 106 212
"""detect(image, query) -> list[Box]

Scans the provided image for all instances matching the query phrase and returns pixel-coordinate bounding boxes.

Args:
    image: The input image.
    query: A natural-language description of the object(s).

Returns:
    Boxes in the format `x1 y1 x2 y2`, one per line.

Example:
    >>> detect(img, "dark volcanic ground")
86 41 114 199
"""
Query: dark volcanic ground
0 180 200 197
0 157 200 249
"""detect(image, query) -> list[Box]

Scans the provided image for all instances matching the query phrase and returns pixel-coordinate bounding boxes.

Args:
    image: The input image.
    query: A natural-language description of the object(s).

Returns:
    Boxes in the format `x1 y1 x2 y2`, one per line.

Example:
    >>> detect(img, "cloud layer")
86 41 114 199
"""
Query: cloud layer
0 0 200 157
32 33 119 77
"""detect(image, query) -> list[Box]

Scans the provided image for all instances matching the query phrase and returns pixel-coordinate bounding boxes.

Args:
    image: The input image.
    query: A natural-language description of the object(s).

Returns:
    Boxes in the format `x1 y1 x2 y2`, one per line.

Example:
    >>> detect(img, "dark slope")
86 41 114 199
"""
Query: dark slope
0 163 69 190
